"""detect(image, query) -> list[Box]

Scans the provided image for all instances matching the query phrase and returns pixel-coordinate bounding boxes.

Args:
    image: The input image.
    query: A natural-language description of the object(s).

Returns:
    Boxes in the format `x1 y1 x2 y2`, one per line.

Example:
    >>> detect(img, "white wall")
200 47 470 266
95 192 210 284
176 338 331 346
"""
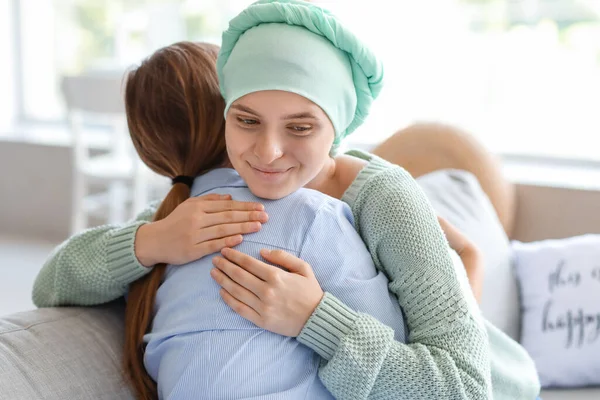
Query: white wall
0 142 72 241
0 0 15 127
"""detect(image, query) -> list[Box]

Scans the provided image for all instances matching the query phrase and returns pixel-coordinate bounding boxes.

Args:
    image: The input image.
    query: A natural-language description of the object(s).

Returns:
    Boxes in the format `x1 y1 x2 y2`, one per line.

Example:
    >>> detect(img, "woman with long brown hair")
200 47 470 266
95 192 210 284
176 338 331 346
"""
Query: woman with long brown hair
120 41 235 399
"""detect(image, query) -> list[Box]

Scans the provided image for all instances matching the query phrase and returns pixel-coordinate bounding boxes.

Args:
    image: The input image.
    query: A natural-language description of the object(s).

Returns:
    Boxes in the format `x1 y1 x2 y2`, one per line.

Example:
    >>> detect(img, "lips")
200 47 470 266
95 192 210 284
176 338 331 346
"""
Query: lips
250 164 291 174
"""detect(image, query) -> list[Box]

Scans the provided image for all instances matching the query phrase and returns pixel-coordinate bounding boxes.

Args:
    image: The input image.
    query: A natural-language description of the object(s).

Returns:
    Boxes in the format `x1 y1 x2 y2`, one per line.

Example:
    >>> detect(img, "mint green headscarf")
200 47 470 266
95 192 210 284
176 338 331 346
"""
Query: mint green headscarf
217 0 383 152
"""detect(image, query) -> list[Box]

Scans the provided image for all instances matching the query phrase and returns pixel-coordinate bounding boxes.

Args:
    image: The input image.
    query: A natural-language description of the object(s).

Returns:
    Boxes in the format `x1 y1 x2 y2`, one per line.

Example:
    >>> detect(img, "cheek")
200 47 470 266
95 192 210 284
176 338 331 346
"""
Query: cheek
313 130 335 159
296 139 332 169
225 127 246 156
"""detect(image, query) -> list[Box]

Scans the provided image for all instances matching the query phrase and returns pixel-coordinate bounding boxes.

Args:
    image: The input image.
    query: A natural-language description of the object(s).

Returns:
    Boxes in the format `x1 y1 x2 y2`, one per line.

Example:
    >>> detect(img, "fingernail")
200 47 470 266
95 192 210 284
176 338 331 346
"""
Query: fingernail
255 204 264 211
261 249 271 256
222 195 231 199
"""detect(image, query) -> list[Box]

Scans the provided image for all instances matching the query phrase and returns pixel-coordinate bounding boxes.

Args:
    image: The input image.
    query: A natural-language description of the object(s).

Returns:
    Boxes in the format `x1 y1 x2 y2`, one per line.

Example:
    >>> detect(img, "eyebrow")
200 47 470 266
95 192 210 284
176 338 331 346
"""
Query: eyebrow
231 104 262 117
283 112 318 120
231 104 318 120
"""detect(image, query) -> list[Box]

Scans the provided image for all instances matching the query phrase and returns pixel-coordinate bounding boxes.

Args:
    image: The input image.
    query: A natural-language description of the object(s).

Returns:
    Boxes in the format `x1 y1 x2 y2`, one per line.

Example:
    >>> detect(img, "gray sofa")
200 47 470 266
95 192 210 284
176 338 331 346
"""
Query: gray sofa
1 182 599 399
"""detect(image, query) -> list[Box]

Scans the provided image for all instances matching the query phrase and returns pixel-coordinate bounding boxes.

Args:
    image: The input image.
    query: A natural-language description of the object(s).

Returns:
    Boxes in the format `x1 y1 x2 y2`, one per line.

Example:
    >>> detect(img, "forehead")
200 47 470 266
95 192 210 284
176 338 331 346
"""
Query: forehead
233 90 326 118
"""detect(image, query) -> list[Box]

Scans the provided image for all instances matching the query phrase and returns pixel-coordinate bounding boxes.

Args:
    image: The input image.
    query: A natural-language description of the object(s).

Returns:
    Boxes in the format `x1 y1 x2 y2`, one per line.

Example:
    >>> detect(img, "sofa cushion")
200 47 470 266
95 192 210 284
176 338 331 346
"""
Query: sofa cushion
1 302 597 399
0 301 133 400
540 388 600 400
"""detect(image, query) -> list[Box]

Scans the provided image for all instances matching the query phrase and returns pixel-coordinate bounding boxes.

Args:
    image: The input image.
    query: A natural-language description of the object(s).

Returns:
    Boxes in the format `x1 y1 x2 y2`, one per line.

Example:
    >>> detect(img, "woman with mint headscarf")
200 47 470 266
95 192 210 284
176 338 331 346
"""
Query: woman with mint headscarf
33 1 540 399
208 2 539 399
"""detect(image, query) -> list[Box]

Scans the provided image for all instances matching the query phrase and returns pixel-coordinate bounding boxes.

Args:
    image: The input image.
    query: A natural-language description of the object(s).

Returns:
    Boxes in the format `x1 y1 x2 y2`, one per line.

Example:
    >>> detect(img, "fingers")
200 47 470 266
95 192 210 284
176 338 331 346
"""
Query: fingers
437 216 468 254
260 249 313 277
194 194 264 214
437 216 455 234
212 255 265 298
196 193 231 201
190 235 243 260
201 210 269 228
197 199 264 213
195 221 262 243
220 248 276 282
218 288 263 327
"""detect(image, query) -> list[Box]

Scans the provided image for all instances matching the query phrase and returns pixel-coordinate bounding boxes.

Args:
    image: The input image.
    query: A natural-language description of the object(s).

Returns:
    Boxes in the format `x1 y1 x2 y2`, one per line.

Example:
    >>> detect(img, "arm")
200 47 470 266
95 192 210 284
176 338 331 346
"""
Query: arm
213 199 490 399
298 167 492 400
438 216 484 303
308 181 538 400
211 160 539 399
32 204 158 307
438 217 540 399
312 158 537 400
33 194 268 308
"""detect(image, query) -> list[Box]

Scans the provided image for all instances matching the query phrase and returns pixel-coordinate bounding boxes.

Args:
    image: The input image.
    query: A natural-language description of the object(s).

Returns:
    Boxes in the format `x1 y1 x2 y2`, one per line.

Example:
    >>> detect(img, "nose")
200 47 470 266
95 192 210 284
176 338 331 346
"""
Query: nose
253 131 283 164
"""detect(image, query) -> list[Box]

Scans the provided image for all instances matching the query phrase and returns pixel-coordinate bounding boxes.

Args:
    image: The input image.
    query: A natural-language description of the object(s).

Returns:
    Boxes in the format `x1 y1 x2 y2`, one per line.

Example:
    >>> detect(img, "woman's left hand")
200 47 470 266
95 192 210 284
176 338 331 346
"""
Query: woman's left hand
210 247 324 337
437 216 484 303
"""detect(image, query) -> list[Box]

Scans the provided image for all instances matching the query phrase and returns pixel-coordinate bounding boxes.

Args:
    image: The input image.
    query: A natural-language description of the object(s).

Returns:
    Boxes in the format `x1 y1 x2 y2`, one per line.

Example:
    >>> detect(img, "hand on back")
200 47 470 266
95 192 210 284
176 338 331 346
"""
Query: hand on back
135 193 268 267
211 248 324 337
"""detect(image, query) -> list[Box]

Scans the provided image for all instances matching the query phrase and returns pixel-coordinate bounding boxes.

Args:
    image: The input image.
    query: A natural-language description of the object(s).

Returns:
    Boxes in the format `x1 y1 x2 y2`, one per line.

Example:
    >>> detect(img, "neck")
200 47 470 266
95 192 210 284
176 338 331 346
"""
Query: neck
305 156 345 199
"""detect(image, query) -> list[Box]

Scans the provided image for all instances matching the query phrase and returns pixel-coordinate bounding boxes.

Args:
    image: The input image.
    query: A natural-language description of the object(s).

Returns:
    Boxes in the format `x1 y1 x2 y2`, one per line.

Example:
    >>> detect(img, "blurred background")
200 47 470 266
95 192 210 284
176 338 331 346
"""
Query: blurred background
1 0 599 314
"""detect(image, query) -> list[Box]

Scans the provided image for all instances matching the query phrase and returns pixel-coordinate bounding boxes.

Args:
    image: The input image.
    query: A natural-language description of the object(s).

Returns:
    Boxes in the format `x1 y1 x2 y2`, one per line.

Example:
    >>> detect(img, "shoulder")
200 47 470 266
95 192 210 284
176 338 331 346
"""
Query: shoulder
338 152 408 208
295 192 360 252
334 154 368 193
337 151 400 192
264 189 356 250
316 153 371 201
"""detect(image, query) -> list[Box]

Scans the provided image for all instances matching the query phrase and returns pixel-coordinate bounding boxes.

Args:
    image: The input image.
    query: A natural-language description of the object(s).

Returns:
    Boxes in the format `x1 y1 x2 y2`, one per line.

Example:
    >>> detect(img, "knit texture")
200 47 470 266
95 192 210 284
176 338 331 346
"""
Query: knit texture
299 151 493 399
32 209 155 307
33 156 540 399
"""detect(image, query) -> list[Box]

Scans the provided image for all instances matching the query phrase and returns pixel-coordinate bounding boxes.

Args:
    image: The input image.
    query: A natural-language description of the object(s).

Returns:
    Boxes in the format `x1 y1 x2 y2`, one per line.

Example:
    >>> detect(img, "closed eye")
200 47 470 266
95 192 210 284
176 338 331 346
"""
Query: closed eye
289 125 312 135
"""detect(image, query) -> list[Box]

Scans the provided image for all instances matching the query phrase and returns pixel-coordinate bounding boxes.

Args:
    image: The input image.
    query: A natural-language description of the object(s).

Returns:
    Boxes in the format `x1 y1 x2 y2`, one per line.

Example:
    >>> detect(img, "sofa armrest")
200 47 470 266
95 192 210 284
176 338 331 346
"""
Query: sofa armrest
0 300 133 400
513 184 600 242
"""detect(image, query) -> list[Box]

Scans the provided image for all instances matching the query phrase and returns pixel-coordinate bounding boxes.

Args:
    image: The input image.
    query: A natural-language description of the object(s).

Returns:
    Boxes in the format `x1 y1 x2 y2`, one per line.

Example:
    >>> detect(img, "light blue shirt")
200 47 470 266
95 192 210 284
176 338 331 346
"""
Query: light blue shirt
144 168 407 399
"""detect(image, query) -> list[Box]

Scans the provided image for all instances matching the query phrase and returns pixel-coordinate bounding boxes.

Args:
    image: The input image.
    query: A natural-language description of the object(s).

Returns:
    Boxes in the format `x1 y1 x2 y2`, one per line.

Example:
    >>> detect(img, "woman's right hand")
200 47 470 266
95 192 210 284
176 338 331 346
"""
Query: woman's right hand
211 248 324 337
135 194 268 267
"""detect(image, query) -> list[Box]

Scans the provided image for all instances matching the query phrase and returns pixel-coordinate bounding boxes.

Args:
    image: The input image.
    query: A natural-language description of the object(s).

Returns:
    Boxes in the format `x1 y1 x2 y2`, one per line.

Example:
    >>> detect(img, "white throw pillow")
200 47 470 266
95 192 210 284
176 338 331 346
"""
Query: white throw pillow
513 235 600 388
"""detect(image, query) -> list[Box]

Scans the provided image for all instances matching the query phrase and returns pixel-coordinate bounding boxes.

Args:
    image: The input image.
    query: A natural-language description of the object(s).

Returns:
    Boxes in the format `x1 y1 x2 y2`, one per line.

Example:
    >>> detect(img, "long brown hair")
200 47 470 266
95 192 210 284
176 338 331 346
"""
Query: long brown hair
122 41 227 400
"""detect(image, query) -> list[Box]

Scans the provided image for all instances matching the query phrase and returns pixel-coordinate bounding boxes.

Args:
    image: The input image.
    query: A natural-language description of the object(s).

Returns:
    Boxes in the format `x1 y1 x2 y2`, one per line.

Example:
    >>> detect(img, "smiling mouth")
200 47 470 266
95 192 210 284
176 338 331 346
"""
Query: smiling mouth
250 164 292 174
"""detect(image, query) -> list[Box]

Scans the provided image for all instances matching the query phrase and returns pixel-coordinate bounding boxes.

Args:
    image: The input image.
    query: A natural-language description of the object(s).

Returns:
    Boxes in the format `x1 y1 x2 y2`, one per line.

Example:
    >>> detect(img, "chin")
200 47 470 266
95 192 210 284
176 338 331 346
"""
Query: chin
247 183 293 200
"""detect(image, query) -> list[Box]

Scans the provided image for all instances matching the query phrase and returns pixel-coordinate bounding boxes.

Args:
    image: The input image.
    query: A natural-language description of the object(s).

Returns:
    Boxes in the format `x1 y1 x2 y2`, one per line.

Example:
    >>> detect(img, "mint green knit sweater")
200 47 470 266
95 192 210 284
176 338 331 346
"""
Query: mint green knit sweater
33 153 540 400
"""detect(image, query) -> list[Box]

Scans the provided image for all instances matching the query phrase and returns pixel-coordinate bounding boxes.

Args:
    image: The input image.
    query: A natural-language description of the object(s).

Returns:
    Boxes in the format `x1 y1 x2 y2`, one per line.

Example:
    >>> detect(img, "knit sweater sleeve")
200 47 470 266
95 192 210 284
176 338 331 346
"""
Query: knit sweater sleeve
298 153 493 400
298 152 540 400
32 202 159 307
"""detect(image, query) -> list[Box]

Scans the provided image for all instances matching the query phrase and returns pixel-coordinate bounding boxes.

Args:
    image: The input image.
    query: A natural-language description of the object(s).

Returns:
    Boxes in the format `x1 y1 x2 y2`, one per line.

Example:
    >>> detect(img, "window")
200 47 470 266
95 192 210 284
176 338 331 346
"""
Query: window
329 0 600 161
13 0 600 161
17 0 252 121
